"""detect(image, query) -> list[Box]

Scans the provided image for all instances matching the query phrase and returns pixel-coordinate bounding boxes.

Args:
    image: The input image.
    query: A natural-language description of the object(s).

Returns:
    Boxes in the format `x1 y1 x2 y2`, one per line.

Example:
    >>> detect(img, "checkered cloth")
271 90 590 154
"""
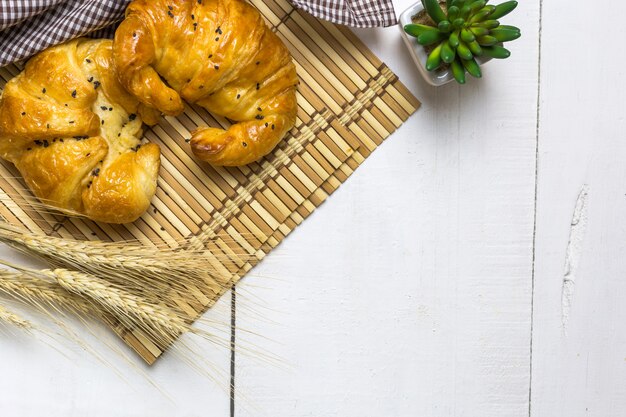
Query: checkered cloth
0 0 396 67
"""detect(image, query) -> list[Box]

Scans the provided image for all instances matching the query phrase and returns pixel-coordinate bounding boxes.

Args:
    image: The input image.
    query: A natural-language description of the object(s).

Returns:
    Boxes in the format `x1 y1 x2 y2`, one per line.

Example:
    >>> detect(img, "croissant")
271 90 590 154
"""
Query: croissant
0 39 162 224
113 0 299 166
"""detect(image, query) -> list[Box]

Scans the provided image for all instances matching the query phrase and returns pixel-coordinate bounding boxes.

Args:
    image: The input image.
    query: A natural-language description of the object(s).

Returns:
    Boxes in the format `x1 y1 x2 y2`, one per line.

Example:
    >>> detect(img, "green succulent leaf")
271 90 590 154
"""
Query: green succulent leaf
438 20 452 33
489 0 518 19
460 5 472 19
423 0 448 23
404 24 439 38
481 45 511 58
451 59 466 84
473 19 500 29
449 30 461 48
476 35 498 46
447 5 460 20
452 17 465 28
441 41 457 63
457 41 474 60
490 27 521 42
462 57 482 78
461 28 475 43
468 40 483 56
470 0 487 13
418 30 445 46
469 26 489 37
469 5 496 23
426 43 444 71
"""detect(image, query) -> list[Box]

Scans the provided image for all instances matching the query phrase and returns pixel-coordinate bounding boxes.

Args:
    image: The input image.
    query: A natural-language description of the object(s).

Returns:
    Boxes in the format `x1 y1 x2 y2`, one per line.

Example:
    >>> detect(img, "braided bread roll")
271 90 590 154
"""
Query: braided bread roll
113 0 298 166
0 39 161 224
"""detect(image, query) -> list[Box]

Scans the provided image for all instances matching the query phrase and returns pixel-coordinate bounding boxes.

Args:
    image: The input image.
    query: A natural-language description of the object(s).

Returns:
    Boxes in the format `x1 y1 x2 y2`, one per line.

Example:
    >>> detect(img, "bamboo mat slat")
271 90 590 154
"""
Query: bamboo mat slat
0 6 420 364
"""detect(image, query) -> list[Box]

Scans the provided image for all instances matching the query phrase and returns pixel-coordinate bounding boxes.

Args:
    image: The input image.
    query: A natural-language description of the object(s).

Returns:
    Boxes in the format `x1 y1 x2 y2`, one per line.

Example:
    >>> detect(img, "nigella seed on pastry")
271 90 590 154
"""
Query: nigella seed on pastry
193 23 197 31
42 88 46 94
87 77 93 82
34 140 42 146
214 65 219 70
199 85 204 89
242 142 247 147
21 112 25 116
101 120 105 125
71 90 77 98
108 107 113 111
255 115 264 120
86 152 90 157
133 32 137 38
167 10 174 18
236 94 241 99
215 37 219 41
92 168 100 176
100 106 108 111
26 147 31 151
129 113 137 121
69 120 75 124
271 124 275 130
208 54 213 58
42 140 49 148
168 5 173 10
85 59 91 63
265 122 268 127
256 61 260 65
256 83 260 90
93 81 100 89
191 14 195 20
46 124 50 129
257 107 262 111
185 138 191 143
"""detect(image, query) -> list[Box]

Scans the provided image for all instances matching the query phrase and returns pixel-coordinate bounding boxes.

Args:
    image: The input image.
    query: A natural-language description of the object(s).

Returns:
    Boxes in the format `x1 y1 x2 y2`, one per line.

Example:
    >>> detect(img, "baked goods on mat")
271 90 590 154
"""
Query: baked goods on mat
0 39 161 224
113 0 299 166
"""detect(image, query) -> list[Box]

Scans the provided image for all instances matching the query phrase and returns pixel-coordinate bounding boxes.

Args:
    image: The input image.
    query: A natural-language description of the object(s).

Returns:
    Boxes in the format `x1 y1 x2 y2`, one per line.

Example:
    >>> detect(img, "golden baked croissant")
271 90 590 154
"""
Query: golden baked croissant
113 0 298 166
0 39 162 224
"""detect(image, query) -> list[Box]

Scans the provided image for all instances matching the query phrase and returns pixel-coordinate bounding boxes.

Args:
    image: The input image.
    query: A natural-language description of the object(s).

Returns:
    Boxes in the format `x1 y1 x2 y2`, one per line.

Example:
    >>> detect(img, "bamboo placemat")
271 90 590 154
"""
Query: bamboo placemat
0 0 420 364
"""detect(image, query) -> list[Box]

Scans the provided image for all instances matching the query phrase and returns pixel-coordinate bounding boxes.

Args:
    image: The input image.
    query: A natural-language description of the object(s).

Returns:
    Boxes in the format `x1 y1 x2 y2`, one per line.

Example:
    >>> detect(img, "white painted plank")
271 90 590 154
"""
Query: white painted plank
531 0 626 415
235 1 540 415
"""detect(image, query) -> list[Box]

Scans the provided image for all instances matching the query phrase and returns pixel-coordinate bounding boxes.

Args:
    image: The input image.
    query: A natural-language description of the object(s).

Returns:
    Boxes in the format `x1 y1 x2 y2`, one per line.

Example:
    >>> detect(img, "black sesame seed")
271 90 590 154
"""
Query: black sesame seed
168 5 173 10
242 142 247 147
265 122 268 127
193 23 197 30
257 107 262 111
86 152 91 156
118 133 121 137
191 14 195 19
185 138 191 143
93 81 100 89
271 124 275 130
236 94 241 99
87 77 93 82
197 0 202 4
168 10 174 17
27 147 31 151
255 115 264 120
46 124 50 129
42 140 49 148
73 136 87 140
215 37 219 41
209 54 213 58
160 227 165 231
108 107 113 111
42 88 46 94
64 103 68 106
21 112 25 116
101 120 104 125
60 138 64 142
71 90 77 98
133 32 137 37
256 61 260 65
100 106 108 111
256 83 260 90
153 207 158 213
199 85 204 89
92 168 100 176
214 65 219 70
34 140 42 146
69 120 75 124
85 59 91 63
129 113 137 121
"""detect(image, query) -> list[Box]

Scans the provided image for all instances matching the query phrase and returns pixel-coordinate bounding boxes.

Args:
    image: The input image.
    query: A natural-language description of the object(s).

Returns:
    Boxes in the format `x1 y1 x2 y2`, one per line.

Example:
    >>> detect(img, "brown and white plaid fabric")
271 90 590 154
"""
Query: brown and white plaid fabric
0 0 396 67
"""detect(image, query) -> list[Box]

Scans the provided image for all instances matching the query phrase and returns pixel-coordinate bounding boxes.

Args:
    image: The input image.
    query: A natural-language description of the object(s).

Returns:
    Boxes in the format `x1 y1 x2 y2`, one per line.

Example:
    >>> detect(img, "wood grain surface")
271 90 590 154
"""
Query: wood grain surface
1 0 625 416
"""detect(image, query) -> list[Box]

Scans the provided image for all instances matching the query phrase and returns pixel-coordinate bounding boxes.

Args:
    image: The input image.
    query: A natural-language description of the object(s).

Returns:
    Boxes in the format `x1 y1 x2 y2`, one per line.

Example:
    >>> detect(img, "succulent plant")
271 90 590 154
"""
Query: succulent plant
404 0 520 84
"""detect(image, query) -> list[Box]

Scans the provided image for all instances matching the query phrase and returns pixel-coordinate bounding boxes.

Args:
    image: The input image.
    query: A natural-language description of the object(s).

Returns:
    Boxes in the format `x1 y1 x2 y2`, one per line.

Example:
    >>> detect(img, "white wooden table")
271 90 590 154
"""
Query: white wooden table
1 0 625 415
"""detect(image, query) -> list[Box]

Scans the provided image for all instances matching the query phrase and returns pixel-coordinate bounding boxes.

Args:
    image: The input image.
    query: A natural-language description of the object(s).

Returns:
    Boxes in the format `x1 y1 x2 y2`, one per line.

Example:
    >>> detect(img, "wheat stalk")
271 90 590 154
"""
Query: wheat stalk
0 304 32 330
0 222 234 305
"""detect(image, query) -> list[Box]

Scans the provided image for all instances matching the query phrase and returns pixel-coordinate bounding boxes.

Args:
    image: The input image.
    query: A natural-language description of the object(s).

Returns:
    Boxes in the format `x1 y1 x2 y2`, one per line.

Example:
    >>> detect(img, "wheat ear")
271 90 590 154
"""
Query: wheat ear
0 304 32 330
